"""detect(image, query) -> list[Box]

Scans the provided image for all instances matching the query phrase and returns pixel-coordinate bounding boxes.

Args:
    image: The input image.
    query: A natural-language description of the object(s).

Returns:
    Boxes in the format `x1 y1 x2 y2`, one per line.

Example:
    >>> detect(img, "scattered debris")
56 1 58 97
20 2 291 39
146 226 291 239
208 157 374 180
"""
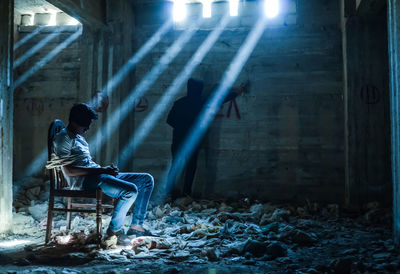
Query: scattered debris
1 190 398 272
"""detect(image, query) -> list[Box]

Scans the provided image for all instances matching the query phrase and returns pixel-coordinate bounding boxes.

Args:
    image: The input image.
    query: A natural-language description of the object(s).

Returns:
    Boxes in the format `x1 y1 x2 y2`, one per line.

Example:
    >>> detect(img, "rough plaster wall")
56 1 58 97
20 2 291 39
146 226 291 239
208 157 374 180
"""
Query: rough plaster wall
130 0 344 202
13 26 81 178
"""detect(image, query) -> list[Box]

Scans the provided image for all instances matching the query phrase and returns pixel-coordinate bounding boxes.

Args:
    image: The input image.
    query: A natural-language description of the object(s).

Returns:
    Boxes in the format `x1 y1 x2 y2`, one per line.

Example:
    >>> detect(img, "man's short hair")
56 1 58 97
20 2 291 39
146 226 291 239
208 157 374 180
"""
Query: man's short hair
69 103 98 127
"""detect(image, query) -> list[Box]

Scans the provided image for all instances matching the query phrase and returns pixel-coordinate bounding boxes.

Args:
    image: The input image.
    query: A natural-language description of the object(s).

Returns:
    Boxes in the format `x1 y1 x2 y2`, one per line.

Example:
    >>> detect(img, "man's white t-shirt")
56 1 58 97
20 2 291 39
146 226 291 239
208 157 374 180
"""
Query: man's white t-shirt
53 128 100 189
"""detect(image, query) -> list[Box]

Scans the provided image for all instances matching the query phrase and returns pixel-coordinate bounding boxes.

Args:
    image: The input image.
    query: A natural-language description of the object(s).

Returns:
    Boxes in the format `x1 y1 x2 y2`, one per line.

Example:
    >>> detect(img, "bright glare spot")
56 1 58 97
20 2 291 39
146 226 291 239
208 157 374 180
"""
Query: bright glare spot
48 13 57 26
264 0 279 18
0 239 31 248
68 17 80 25
229 0 239 16
56 234 72 245
202 0 212 18
173 0 187 22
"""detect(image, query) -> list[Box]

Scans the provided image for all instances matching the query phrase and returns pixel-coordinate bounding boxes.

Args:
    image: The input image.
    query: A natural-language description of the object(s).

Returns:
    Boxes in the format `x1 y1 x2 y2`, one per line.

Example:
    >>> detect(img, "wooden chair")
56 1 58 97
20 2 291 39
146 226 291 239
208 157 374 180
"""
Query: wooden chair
45 119 113 244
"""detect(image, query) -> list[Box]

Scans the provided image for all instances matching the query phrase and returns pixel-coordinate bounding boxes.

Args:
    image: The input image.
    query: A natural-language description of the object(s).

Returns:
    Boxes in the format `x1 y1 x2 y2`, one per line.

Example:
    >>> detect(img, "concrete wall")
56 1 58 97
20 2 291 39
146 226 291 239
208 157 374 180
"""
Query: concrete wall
13 25 82 177
11 0 345 203
130 0 344 202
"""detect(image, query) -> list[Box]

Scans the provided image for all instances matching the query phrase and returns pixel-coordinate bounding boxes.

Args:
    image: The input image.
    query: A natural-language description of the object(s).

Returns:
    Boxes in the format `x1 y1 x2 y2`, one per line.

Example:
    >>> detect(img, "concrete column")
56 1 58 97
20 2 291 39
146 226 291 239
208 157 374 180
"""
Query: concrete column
0 0 14 233
105 0 136 170
79 0 135 169
388 0 400 247
342 5 391 208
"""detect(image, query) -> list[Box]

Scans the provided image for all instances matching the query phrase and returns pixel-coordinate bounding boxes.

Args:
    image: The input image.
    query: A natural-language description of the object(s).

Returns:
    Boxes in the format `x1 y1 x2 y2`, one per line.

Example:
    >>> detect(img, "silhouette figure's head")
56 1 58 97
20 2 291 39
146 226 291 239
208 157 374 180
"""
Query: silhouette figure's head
187 78 203 99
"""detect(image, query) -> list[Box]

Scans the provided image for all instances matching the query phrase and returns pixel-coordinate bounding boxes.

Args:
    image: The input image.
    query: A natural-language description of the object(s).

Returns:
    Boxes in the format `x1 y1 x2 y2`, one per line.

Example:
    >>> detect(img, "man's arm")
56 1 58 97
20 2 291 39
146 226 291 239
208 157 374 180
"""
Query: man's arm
63 165 118 177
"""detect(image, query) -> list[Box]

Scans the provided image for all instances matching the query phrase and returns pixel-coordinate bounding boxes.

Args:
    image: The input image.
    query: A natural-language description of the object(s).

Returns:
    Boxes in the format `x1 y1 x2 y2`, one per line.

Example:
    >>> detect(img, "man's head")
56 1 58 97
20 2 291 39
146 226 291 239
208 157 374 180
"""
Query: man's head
68 103 98 135
187 78 203 99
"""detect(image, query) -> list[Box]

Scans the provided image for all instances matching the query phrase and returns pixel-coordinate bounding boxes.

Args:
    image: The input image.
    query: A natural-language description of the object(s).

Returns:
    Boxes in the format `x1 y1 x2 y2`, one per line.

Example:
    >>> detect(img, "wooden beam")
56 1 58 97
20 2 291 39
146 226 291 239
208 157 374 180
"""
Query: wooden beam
357 0 386 14
46 0 106 29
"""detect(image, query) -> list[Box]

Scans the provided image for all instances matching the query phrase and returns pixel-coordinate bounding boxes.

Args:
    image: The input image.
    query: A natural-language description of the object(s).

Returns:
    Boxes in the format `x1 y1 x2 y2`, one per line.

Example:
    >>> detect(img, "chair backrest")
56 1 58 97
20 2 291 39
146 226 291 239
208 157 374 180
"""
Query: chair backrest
48 119 65 159
47 119 68 190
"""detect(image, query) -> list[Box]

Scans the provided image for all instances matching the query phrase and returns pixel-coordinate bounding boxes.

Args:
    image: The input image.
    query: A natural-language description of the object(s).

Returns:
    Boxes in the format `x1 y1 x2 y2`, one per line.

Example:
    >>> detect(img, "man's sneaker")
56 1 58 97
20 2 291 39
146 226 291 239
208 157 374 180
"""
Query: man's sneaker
126 228 154 237
106 228 132 245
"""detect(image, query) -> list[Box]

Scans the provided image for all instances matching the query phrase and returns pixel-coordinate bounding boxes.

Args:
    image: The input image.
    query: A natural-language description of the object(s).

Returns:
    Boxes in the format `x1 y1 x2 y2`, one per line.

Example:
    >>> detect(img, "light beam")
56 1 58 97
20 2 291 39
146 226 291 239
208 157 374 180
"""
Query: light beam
160 17 267 198
23 148 47 177
90 19 201 156
14 26 68 69
89 20 173 106
13 26 43 51
116 14 231 169
15 27 82 88
21 22 171 178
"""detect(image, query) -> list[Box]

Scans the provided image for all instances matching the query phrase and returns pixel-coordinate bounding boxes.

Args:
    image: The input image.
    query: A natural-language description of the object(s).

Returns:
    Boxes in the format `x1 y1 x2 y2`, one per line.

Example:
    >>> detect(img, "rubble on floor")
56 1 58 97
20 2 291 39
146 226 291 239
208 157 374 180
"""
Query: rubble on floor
0 179 399 272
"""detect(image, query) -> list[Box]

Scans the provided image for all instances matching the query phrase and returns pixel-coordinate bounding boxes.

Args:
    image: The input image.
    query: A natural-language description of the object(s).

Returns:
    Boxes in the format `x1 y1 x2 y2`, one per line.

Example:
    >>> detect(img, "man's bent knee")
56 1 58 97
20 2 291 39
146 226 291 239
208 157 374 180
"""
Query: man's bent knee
121 184 138 200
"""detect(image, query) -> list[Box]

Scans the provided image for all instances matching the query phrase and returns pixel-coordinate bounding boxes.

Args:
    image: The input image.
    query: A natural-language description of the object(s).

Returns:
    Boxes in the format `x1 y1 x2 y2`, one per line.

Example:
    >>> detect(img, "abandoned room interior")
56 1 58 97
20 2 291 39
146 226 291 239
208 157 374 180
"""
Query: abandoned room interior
1 0 400 272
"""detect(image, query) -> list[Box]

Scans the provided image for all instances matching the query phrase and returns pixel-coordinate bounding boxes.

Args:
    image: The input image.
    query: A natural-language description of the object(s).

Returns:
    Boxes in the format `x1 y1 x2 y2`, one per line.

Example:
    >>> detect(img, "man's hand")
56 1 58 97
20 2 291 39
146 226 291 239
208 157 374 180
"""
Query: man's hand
102 164 119 176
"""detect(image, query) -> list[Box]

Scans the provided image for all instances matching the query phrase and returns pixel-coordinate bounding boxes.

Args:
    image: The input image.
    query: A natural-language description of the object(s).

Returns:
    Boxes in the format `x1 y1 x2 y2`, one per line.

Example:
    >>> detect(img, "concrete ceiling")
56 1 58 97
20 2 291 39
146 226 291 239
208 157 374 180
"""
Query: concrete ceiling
14 0 62 15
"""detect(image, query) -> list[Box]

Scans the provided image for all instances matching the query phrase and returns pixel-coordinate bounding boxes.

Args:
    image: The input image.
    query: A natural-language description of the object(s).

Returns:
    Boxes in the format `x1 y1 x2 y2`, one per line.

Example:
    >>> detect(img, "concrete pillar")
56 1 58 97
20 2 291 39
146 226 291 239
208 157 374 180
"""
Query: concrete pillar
342 4 391 208
104 0 136 169
79 0 135 169
0 0 14 233
388 0 400 247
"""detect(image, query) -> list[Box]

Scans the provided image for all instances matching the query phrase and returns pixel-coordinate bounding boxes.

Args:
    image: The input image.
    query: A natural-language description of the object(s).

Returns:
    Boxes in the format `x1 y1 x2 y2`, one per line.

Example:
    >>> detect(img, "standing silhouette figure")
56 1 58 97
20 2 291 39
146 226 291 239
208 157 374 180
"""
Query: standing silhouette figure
167 78 246 198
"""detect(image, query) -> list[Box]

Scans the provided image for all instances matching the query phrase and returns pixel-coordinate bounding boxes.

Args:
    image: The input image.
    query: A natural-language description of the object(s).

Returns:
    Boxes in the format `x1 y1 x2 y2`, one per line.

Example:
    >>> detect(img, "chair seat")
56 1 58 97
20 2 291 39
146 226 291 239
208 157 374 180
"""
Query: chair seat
52 188 97 198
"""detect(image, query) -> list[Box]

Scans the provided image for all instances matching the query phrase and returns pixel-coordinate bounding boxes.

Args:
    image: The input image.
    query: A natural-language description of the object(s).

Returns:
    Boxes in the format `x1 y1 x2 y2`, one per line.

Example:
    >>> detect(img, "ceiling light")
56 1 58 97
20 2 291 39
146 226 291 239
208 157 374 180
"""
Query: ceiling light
264 0 279 18
173 0 187 22
202 0 212 18
229 0 239 16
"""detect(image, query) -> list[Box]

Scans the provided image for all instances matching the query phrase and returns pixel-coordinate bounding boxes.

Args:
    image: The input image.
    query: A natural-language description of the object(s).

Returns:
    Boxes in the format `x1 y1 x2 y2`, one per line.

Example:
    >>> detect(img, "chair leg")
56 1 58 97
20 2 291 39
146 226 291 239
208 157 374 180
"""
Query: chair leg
66 197 72 231
96 189 103 243
45 194 55 244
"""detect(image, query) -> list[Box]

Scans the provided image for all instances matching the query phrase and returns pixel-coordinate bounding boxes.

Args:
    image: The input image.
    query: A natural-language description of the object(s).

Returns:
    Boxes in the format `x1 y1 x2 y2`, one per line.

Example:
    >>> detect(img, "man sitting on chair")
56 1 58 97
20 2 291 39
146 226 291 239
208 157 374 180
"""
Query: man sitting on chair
53 103 154 245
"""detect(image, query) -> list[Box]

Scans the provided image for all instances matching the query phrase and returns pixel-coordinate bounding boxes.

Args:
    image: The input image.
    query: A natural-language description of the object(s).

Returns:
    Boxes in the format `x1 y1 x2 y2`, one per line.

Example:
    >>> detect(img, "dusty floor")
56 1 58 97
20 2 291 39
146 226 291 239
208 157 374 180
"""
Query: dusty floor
0 194 399 273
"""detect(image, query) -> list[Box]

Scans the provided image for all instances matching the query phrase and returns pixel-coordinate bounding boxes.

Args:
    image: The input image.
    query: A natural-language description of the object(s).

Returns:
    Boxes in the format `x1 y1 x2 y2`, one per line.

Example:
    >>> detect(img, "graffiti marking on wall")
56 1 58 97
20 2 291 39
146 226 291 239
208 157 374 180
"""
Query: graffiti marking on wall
25 98 44 116
360 84 381 105
93 92 109 113
216 98 241 120
135 97 149 112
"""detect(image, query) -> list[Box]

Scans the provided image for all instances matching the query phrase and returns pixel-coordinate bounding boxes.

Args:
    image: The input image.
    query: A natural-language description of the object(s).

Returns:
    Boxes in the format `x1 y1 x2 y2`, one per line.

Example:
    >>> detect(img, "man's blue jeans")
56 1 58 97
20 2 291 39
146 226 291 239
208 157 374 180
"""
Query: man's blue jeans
82 172 154 231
